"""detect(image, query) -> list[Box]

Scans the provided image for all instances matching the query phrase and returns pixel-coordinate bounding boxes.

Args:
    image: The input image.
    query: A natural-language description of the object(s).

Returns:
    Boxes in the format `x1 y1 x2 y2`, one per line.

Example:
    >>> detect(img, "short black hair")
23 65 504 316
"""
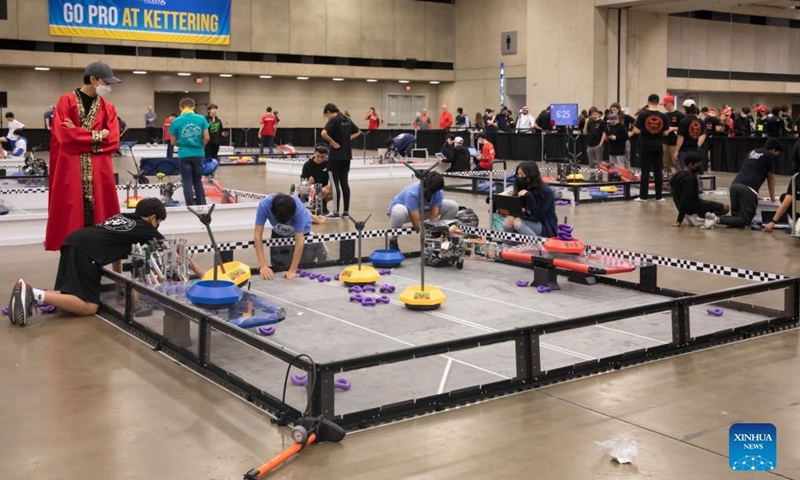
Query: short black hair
423 171 445 199
457 107 463 114
385 137 395 147
314 143 329 154
684 152 703 165
324 103 339 114
476 133 486 140
771 106 781 116
271 193 296 224
266 107 272 112
83 74 92 85
4 112 13 118
207 103 218 111
135 198 167 221
764 138 783 153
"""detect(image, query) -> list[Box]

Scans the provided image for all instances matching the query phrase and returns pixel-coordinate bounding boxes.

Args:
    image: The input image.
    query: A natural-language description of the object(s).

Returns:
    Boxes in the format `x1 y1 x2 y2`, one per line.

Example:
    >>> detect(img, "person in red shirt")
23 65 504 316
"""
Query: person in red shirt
439 104 453 130
474 133 495 170
258 106 278 155
365 107 380 130
163 113 176 158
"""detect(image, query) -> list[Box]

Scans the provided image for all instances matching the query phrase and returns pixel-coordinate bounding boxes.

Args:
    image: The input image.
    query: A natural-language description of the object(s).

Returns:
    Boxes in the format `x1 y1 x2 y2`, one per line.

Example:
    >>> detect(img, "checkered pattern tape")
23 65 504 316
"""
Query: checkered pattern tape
442 170 516 178
186 227 415 254
227 189 267 200
0 187 49 194
115 184 178 191
463 227 544 246
585 245 787 282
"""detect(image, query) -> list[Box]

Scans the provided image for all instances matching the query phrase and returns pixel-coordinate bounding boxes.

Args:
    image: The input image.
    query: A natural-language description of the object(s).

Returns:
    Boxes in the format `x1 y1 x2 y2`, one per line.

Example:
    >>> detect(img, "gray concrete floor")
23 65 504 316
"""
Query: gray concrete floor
2 156 800 480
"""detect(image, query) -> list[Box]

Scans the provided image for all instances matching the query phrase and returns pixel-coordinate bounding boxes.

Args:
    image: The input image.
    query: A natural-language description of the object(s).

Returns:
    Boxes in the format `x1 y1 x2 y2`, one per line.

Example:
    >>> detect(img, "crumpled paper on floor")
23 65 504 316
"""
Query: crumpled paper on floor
596 436 639 464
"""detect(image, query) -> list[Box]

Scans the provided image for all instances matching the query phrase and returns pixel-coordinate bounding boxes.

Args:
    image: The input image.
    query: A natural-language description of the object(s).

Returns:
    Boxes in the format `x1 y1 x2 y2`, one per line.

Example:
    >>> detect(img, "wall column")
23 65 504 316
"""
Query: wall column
626 9 668 110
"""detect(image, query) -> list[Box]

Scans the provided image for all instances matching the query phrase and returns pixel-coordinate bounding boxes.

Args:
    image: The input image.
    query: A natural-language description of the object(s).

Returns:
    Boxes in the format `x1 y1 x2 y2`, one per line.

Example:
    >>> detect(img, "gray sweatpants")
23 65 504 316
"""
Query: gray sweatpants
586 145 604 168
389 199 459 229
719 183 758 228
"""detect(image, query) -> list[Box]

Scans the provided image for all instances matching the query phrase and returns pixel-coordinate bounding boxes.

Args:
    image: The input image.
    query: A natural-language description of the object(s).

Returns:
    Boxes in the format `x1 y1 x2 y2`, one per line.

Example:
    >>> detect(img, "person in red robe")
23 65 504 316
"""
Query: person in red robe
46 62 122 251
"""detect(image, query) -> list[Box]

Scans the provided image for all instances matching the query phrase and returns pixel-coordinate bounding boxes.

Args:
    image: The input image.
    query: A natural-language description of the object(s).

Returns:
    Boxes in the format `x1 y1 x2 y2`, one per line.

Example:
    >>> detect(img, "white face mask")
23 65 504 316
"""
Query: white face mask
95 84 112 97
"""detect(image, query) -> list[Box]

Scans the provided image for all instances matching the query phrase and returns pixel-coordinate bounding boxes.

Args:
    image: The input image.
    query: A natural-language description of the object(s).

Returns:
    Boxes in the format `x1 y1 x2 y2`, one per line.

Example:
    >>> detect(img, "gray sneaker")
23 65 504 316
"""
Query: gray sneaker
9 279 35 326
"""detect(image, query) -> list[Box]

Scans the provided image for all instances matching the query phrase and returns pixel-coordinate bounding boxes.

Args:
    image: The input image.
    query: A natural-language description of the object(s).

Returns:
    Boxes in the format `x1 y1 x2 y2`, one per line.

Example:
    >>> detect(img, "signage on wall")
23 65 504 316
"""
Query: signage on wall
501 31 517 55
48 0 231 45
499 62 505 105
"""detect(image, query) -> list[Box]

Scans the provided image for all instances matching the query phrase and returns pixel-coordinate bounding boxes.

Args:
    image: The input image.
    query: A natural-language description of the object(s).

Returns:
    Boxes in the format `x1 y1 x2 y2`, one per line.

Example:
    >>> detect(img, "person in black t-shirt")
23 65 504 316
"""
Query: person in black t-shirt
606 114 629 168
764 107 783 138
633 94 668 201
670 152 729 227
8 198 166 326
734 107 754 137
661 96 684 174
705 139 780 230
704 109 720 138
205 104 228 160
444 136 471 172
755 106 768 137
583 107 606 180
674 100 706 169
320 103 361 219
609 102 635 165
534 106 552 132
300 144 334 214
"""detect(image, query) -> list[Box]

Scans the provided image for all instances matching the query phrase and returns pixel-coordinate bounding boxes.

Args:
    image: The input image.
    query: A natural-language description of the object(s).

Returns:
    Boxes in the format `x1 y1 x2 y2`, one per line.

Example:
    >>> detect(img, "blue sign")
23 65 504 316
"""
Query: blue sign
729 423 777 471
49 0 231 45
551 104 578 127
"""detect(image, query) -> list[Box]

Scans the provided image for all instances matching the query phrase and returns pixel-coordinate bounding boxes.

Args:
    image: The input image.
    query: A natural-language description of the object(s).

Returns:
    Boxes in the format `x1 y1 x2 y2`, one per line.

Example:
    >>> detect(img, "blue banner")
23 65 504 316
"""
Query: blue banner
49 0 231 45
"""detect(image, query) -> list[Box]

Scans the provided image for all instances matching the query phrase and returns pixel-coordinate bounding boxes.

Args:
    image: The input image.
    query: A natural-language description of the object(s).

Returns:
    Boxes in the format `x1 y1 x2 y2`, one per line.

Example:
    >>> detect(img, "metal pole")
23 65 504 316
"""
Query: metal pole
419 174 425 291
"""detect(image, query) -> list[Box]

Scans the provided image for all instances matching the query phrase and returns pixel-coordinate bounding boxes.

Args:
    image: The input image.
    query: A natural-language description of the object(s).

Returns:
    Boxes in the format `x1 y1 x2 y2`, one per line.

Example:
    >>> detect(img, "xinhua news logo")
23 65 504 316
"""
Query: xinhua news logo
729 423 776 471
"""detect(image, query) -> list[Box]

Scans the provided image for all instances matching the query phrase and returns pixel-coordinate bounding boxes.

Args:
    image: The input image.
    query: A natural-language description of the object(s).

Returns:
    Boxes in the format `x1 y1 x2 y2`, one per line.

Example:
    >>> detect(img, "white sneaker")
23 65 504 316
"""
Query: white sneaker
701 212 716 230
634 197 647 202
656 198 666 203
685 214 702 227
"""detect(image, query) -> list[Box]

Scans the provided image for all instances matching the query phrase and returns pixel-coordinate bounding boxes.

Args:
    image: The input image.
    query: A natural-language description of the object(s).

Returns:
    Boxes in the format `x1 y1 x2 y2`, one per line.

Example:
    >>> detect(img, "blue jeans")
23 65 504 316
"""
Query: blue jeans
166 143 174 158
260 135 275 155
179 157 206 206
505 218 543 236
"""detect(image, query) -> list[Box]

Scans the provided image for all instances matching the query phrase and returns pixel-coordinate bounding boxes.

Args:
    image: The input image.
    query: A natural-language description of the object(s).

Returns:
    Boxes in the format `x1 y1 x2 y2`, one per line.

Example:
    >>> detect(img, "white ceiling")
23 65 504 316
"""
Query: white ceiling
596 0 800 18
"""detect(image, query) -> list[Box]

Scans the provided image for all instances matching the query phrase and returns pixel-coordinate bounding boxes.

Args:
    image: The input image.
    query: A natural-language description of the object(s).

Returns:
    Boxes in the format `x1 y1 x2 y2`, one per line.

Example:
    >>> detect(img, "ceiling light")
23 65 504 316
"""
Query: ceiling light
34 67 50 71
184 91 189 93
133 70 147 75
429 81 441 85
366 79 378 83
219 74 233 78
177 72 192 76
297 76 309 80
259 75 272 79
332 78 344 82
398 80 409 84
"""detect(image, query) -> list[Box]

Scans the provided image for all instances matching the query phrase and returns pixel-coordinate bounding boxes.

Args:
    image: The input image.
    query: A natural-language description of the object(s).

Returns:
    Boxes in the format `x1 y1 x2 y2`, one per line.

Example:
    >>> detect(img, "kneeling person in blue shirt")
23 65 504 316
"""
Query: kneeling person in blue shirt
387 171 458 250
254 193 314 280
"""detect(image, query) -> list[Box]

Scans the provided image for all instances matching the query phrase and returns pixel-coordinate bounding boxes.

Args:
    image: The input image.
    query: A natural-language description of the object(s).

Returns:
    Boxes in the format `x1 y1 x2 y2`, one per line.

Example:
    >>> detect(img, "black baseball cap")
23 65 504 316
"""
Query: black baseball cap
84 61 121 84
647 94 659 103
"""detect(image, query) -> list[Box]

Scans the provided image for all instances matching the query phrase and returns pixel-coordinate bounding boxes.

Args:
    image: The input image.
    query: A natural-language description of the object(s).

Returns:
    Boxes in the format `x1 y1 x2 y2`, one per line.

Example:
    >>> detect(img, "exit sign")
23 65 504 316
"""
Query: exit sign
195 77 203 84
404 85 411 91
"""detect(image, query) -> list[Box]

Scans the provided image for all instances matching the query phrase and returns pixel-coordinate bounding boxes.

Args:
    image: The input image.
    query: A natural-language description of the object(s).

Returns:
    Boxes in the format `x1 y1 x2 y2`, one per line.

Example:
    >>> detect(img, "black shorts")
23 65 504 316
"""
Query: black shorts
54 246 103 305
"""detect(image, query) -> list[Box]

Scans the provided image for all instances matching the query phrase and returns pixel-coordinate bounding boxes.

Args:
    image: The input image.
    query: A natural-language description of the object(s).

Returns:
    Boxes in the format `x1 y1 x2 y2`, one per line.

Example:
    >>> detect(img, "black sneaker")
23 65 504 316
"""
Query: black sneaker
388 239 400 251
341 212 350 219
9 279 35 327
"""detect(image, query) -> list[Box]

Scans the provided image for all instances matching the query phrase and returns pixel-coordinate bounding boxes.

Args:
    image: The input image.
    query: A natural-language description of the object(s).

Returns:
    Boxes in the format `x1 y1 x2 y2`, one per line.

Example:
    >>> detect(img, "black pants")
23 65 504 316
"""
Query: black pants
328 160 351 213
639 149 663 200
146 127 160 143
270 231 328 271
205 143 220 160
720 183 758 228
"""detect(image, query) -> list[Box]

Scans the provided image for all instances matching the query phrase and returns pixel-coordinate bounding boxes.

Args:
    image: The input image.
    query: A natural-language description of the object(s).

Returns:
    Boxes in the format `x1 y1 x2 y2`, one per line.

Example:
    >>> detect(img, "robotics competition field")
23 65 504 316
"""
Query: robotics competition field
99 221 798 430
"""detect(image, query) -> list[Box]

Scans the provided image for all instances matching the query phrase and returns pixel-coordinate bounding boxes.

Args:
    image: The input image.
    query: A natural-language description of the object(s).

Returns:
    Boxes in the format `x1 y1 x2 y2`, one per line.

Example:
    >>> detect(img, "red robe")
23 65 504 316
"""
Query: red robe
45 90 121 251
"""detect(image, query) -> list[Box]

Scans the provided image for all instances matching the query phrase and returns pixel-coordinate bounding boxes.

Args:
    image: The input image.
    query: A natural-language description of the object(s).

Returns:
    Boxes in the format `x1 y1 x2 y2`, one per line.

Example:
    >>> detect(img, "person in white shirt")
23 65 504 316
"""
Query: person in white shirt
0 112 27 156
516 106 534 132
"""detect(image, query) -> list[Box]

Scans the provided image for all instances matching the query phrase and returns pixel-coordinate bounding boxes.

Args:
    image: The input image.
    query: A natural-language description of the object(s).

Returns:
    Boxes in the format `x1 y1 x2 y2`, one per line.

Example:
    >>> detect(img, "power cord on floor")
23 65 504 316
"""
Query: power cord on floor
272 353 316 427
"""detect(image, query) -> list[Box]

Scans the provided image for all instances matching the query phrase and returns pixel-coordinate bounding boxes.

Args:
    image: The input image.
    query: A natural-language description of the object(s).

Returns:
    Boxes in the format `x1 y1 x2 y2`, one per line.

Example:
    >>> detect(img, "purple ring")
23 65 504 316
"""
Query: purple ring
318 276 330 282
350 294 363 303
2 306 8 316
308 273 320 280
334 274 340 281
376 295 390 304
39 304 57 314
537 286 551 293
348 286 363 293
379 269 392 275
707 307 724 317
334 378 352 391
361 285 376 293
299 271 310 278
380 284 396 294
516 280 529 287
258 326 277 336
361 297 377 307
291 374 308 386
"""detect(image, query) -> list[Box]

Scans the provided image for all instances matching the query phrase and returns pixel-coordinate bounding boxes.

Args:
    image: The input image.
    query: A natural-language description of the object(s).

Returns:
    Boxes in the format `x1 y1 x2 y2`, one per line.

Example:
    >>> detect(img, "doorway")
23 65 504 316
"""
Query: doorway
155 92 211 125
386 94 428 128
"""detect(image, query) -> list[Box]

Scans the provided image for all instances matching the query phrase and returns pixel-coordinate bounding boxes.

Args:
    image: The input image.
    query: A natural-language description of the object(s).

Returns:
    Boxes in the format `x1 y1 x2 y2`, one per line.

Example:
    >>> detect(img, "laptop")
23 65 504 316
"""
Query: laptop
468 147 479 157
435 153 446 161
492 194 525 217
